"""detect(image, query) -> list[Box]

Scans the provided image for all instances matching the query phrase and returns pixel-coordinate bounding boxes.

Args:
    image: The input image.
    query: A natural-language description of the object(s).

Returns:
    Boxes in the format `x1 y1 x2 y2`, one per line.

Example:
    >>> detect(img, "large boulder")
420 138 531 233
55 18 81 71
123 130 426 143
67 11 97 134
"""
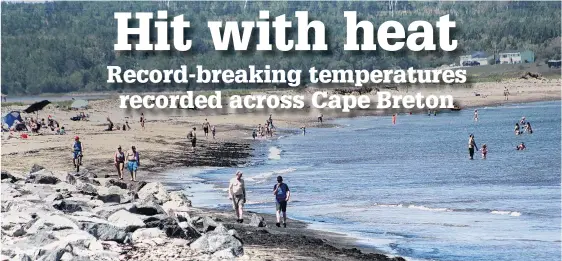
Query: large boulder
53 200 90 213
105 179 128 190
190 226 243 257
107 210 145 232
249 214 267 227
30 164 45 174
75 183 98 196
26 214 79 234
1 170 24 183
202 216 220 232
94 203 133 219
131 227 166 243
26 170 60 185
129 197 165 216
162 191 191 212
96 186 128 203
79 222 128 243
128 181 147 193
152 217 200 240
137 182 170 203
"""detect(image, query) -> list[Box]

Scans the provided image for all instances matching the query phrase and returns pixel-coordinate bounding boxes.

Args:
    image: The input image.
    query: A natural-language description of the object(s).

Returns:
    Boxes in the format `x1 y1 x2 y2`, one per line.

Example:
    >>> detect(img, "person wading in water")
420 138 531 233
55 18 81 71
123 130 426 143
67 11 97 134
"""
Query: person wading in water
468 134 479 160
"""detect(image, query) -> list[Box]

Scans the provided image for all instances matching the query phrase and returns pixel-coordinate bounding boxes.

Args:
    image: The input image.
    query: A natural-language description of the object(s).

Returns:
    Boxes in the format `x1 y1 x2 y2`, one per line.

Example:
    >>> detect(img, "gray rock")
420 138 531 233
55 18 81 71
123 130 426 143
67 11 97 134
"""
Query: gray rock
105 179 128 190
75 183 97 196
65 174 77 185
79 222 128 243
202 216 220 232
27 170 60 185
131 227 166 243
53 200 89 213
26 214 79 234
38 243 72 261
128 181 147 193
190 229 243 257
77 176 101 186
96 186 130 204
30 164 45 174
93 203 132 219
107 210 145 232
137 182 170 203
129 198 165 216
142 214 168 227
1 170 24 183
151 217 200 240
249 214 267 227
13 253 33 261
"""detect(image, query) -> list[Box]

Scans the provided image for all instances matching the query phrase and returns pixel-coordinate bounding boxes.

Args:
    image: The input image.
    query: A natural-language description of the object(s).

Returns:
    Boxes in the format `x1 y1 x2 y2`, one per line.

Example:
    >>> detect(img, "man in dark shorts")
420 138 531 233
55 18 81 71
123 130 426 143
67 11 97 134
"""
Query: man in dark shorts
189 127 197 151
202 119 210 138
273 176 290 227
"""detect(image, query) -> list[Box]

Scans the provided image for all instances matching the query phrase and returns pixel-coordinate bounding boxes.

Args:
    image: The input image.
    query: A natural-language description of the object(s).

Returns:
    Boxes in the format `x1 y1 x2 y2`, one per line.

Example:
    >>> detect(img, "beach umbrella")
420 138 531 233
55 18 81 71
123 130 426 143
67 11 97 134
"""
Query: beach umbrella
23 100 51 113
71 99 89 109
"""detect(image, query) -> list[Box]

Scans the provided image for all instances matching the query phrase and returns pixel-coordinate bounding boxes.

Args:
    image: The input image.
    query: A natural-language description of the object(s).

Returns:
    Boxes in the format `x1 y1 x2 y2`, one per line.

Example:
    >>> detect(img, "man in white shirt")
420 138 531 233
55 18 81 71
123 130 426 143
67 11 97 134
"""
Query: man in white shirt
228 171 246 223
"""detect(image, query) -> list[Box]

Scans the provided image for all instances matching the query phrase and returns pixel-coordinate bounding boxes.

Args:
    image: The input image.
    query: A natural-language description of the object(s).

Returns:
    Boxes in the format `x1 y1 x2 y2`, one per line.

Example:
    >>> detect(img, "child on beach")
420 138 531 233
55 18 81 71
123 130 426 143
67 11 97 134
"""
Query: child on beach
211 126 216 139
73 136 83 169
481 144 488 159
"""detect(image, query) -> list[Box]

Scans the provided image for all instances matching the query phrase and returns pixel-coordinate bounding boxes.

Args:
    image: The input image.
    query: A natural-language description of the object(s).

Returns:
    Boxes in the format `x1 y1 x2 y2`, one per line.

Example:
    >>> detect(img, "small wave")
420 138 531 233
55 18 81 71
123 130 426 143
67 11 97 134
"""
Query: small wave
407 205 452 212
268 147 282 160
247 168 297 184
374 203 403 208
491 210 522 217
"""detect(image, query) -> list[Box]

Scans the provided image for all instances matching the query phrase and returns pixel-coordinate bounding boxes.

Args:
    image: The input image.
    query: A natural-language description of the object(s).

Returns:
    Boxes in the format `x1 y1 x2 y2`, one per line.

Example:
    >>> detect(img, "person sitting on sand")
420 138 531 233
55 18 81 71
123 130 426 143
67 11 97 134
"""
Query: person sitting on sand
273 175 290 228
105 117 114 131
516 142 526 150
525 122 533 134
468 134 478 160
514 123 521 135
114 146 125 180
228 171 246 223
73 136 83 168
126 146 140 181
481 144 488 159
57 126 66 135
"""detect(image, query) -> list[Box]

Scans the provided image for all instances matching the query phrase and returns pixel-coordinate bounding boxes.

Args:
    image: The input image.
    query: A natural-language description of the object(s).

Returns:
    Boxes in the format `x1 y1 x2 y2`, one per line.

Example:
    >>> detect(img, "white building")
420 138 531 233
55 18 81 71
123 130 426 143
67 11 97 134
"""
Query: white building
499 51 535 64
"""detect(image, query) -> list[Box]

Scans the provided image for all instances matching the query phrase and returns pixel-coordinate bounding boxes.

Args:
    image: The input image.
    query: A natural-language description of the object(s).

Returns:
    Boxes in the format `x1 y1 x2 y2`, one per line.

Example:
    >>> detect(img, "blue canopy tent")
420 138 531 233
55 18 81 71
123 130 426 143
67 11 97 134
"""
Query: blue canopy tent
2 111 23 129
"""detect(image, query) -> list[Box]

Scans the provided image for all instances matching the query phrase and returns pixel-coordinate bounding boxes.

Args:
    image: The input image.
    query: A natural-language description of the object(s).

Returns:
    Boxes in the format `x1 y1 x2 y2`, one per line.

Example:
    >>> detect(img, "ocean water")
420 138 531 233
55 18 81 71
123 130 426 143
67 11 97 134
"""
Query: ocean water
163 101 561 261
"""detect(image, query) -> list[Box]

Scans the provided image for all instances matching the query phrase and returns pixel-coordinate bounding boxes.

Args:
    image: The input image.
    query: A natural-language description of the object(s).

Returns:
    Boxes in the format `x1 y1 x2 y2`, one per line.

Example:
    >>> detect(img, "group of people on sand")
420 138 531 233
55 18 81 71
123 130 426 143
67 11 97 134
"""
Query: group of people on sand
252 114 275 140
10 116 65 135
468 114 533 159
185 119 217 152
228 171 291 227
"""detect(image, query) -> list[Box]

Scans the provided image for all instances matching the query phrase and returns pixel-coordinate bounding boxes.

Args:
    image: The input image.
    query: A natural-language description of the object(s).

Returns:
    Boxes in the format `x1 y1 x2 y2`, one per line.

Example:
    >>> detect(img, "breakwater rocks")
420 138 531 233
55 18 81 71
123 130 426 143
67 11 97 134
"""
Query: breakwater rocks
1 166 243 261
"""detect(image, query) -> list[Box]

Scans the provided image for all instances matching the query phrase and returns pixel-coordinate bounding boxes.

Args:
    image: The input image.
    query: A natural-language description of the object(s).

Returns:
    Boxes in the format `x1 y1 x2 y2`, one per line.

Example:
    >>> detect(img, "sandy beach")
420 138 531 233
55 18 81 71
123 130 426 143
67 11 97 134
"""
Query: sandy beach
1 78 560 260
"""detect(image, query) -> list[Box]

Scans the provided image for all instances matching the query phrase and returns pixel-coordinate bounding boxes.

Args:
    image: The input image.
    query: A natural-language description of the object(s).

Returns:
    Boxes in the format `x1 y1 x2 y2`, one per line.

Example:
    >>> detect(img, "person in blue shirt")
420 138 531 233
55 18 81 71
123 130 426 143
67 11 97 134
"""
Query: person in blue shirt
72 136 83 169
273 176 291 228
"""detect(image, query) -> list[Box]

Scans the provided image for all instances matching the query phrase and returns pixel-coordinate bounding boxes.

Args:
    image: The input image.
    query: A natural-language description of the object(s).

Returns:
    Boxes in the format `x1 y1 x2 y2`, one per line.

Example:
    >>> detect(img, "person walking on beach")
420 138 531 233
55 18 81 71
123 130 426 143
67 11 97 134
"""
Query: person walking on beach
203 119 210 138
228 171 246 223
126 146 140 181
504 87 510 101
140 113 146 130
273 176 290 228
188 127 197 151
72 136 83 170
318 113 323 124
468 134 478 160
114 146 125 180
474 110 479 122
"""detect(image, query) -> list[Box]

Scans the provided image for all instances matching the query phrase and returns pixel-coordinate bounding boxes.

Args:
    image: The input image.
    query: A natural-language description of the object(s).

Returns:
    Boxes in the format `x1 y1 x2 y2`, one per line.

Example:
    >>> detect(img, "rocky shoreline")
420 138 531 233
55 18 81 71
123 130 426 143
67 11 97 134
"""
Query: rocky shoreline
1 165 405 261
